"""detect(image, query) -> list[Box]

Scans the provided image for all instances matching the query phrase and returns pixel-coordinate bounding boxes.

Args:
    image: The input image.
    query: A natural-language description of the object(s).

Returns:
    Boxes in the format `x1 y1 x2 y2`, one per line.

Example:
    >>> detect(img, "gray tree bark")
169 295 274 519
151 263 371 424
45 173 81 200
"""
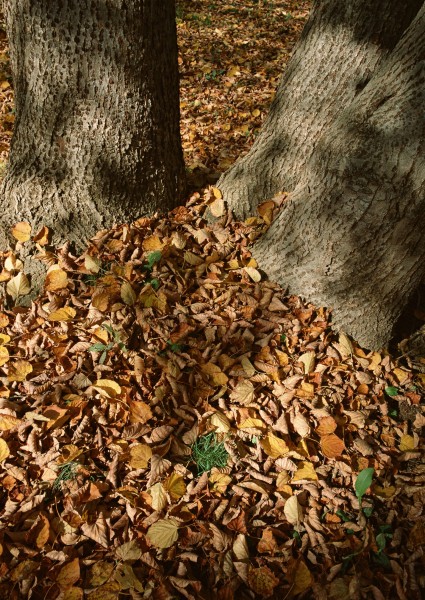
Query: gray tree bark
1 0 185 250
218 0 425 349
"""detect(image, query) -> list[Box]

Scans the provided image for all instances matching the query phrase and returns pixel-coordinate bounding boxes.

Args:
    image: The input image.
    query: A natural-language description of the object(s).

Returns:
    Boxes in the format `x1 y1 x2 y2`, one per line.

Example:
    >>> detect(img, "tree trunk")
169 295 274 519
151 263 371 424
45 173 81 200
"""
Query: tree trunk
218 0 425 349
1 0 185 250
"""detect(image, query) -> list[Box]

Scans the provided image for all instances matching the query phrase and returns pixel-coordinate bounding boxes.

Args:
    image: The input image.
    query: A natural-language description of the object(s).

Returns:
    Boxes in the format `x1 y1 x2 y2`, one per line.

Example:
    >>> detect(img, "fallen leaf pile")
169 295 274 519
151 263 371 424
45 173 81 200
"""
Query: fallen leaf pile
1 2 425 598
0 190 423 599
178 0 309 186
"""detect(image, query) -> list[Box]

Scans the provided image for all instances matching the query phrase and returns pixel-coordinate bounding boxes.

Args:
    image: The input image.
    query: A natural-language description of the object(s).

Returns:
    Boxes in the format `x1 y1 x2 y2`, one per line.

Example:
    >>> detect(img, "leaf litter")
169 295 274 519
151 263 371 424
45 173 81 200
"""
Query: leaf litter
1 1 425 598
0 189 423 599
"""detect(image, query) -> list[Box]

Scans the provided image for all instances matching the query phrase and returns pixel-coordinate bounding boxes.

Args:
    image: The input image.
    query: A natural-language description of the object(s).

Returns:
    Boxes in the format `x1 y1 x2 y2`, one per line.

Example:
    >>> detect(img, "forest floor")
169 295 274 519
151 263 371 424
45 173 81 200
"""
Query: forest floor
0 2 425 600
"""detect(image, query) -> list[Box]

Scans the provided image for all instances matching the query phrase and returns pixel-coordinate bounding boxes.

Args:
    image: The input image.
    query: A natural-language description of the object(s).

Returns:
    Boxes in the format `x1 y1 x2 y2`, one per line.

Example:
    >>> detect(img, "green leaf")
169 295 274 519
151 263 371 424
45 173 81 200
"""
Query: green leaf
355 468 374 506
336 509 352 523
363 506 374 518
376 532 387 552
146 251 162 270
102 323 115 336
99 350 107 365
89 343 108 352
149 278 160 290
385 386 399 397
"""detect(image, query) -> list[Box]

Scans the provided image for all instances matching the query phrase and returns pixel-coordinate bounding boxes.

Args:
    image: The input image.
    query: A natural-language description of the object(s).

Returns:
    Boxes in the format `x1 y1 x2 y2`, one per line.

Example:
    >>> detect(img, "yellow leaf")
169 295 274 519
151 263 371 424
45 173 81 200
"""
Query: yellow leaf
337 332 353 358
0 313 9 328
6 272 31 299
373 485 396 499
399 434 415 451
56 444 83 465
291 461 318 482
291 559 312 596
129 444 152 469
261 433 290 458
84 255 101 273
93 379 122 398
4 255 23 271
31 514 50 549
394 368 409 384
45 268 68 291
149 482 167 512
164 472 187 501
8 359 33 382
241 356 256 376
227 65 240 77
48 307 76 322
244 266 261 282
146 518 179 549
298 351 315 374
252 108 261 117
0 346 9 366
142 235 164 251
0 438 10 462
201 362 228 386
238 417 265 431
284 494 303 525
0 413 21 430
209 411 231 433
209 471 232 494
11 221 31 242
209 197 225 217
57 558 80 589
0 334 10 345
121 281 136 306
212 186 222 199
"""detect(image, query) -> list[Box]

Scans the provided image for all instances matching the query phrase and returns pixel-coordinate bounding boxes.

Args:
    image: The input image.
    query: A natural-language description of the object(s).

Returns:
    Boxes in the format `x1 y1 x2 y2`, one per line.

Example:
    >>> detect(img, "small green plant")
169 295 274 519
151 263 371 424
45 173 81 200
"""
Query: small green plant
53 461 80 492
355 467 374 508
89 323 127 364
143 251 162 272
204 69 225 81
191 432 229 475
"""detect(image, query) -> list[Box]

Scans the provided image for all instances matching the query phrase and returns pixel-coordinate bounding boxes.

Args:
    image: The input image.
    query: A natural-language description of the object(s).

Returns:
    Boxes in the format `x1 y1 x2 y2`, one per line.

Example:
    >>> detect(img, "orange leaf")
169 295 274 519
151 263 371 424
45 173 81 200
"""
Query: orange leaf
320 433 345 458
129 400 153 424
316 416 337 436
32 226 50 246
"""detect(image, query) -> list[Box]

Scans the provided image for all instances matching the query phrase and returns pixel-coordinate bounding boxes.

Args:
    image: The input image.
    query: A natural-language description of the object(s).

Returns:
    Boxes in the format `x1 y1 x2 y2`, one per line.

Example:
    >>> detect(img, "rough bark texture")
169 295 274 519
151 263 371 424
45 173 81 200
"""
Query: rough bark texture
219 0 425 349
1 0 185 251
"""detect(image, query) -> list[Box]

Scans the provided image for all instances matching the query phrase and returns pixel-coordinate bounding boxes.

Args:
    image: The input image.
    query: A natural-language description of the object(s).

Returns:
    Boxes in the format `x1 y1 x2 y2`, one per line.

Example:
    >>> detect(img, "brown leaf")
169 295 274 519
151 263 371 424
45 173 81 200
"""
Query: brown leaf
247 566 279 597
